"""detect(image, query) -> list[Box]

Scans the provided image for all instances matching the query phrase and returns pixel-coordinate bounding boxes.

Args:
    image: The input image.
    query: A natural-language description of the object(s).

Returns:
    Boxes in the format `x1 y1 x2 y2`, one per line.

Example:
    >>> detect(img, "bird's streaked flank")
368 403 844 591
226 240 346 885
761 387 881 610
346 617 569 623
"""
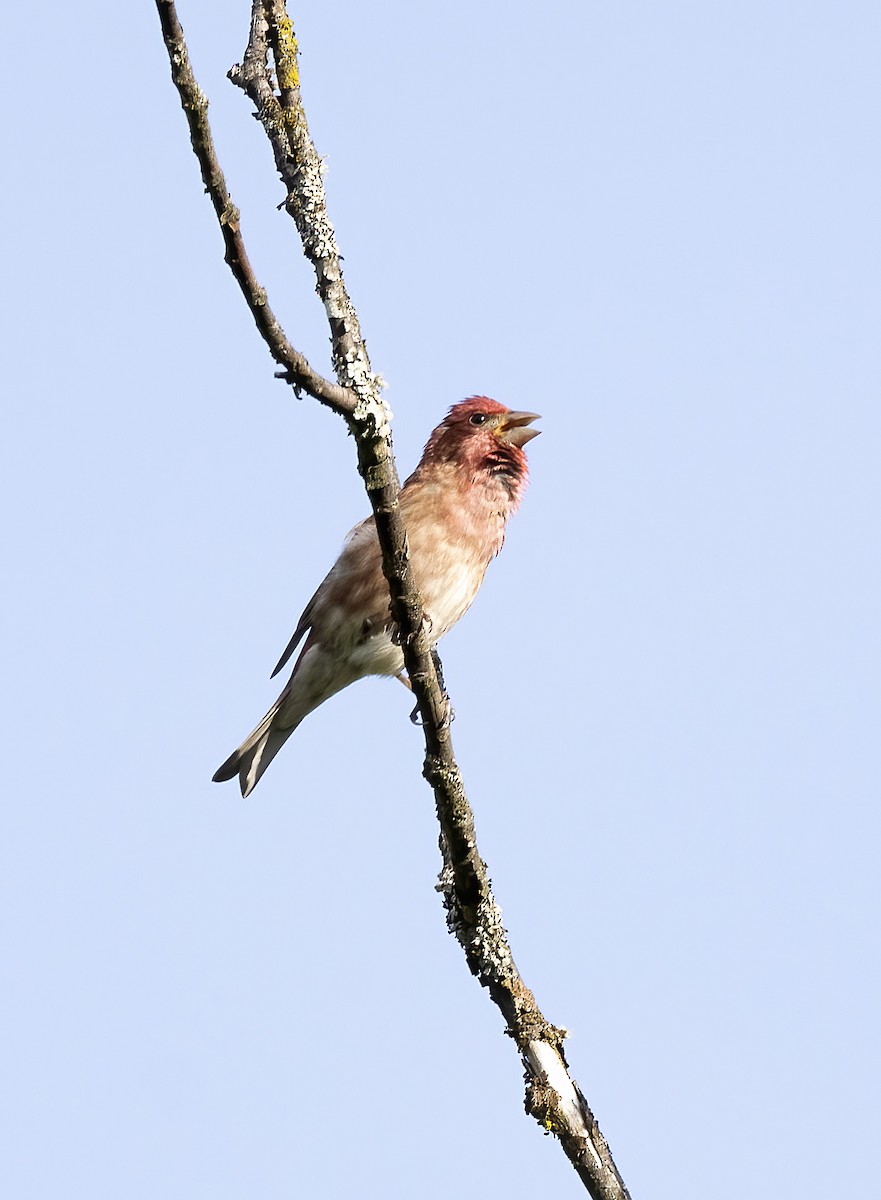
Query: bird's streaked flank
213 397 540 795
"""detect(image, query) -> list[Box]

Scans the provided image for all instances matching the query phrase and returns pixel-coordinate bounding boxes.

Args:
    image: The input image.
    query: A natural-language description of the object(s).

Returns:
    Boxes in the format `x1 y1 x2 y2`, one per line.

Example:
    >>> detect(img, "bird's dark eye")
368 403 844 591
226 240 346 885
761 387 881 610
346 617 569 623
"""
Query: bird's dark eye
469 412 488 426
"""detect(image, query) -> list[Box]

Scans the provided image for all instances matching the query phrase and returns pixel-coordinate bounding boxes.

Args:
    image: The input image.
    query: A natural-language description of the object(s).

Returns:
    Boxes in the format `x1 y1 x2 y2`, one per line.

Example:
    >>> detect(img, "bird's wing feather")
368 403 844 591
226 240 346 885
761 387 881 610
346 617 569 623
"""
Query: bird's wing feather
269 517 376 680
270 594 318 679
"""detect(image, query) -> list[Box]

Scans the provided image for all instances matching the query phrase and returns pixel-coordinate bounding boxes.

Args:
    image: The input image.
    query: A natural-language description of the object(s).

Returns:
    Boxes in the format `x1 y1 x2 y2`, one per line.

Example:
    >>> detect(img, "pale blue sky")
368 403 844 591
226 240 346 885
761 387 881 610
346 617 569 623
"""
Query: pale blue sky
2 2 879 1196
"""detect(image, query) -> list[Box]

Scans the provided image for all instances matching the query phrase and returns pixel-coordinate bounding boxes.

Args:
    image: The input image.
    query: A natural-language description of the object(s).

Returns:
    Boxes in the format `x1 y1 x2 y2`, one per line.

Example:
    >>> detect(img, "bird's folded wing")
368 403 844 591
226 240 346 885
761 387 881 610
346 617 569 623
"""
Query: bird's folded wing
270 603 314 678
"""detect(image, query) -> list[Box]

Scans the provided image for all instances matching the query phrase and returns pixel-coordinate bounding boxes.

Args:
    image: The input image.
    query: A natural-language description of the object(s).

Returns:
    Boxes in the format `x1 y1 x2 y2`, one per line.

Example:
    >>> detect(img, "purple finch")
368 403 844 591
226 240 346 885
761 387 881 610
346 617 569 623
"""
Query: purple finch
213 397 540 795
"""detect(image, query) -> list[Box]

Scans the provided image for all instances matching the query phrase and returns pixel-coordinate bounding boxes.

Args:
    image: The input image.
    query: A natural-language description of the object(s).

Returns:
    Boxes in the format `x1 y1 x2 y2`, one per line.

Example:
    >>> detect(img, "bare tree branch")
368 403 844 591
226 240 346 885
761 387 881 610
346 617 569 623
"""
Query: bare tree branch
155 3 631 1195
155 0 351 412
231 2 381 415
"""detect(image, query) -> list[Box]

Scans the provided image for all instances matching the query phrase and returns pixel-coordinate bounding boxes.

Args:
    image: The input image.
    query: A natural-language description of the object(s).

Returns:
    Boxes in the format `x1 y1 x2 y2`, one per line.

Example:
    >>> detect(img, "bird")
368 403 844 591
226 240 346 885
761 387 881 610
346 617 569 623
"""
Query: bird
212 396 540 795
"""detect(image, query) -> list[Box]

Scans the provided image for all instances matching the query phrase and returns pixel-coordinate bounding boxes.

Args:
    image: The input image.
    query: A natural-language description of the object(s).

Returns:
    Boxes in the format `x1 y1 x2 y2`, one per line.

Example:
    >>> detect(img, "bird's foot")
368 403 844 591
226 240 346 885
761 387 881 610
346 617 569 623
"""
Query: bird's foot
405 648 455 726
409 693 455 727
439 695 456 728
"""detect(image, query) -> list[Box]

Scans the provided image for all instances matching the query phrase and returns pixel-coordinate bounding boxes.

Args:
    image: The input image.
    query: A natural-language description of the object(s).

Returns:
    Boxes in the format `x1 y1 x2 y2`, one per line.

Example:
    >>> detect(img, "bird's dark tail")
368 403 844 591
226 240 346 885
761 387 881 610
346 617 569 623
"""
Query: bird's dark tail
212 698 299 797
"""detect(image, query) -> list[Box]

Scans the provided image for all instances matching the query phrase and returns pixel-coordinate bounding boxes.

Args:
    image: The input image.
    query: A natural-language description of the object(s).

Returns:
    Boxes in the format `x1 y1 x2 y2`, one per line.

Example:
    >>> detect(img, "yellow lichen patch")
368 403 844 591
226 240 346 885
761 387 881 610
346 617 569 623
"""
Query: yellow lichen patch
274 13 300 91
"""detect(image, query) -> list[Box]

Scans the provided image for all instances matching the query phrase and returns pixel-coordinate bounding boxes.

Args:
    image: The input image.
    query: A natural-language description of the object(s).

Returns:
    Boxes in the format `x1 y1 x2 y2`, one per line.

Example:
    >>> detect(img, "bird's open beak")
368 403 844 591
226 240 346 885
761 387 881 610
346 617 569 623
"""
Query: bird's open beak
497 411 541 448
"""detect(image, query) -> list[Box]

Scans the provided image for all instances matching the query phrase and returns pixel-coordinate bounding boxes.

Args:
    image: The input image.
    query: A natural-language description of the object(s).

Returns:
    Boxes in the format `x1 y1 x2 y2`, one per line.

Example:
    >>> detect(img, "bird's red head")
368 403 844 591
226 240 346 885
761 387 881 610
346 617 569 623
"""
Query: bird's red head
415 396 541 511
